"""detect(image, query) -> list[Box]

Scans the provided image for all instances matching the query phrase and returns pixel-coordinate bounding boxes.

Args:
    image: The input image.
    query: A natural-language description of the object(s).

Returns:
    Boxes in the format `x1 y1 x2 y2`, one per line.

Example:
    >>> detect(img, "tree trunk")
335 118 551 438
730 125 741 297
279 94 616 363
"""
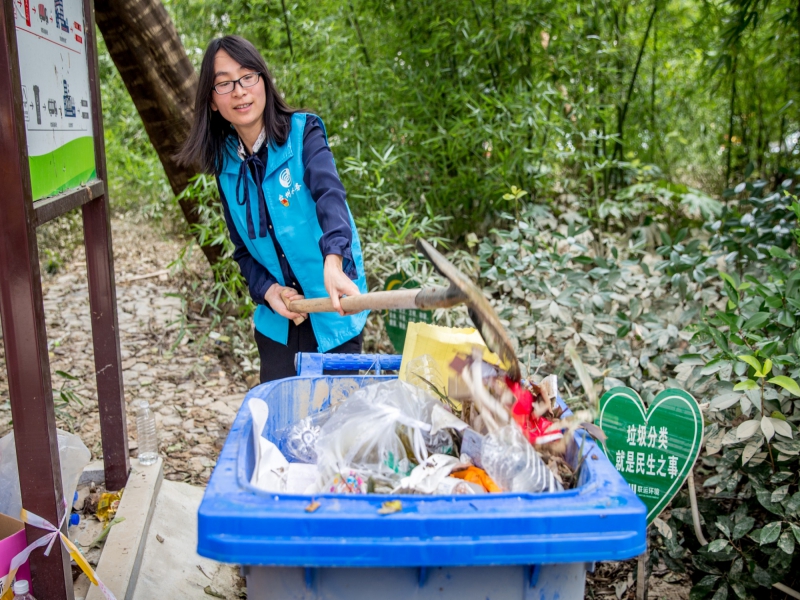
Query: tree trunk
94 0 222 266
726 55 738 186
280 0 295 57
650 21 657 163
613 0 658 160
348 0 371 66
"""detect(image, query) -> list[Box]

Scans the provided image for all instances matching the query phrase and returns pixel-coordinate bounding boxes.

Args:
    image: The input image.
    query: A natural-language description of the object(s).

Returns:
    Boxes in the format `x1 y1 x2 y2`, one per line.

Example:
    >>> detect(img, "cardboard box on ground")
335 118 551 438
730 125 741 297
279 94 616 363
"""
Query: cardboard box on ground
0 513 31 596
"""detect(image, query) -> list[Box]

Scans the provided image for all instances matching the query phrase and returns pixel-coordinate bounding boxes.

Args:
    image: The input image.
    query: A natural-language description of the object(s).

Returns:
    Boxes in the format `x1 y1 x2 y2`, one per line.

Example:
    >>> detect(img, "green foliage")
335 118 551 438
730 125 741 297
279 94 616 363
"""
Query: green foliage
53 369 84 433
460 179 800 593
668 193 800 598
98 38 173 219
168 175 265 373
93 1 800 588
36 211 83 275
173 174 252 319
149 0 799 236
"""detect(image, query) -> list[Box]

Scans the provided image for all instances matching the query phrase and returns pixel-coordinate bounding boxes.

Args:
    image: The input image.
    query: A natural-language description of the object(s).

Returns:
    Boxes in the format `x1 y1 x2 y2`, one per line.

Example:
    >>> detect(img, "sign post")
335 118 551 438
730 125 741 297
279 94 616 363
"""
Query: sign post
596 387 703 600
0 0 128 597
596 387 703 524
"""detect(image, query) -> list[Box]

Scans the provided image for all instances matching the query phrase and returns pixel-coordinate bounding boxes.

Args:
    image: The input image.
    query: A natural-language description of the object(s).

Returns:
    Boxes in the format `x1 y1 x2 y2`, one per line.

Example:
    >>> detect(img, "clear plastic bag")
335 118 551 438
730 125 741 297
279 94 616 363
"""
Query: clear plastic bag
314 379 453 491
482 425 563 494
0 429 91 517
404 354 446 396
276 409 334 464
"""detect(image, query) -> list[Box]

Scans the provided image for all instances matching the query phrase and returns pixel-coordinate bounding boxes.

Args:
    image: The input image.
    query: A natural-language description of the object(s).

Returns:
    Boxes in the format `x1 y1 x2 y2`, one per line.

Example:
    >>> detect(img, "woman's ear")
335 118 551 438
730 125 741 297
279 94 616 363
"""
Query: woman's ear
210 97 219 112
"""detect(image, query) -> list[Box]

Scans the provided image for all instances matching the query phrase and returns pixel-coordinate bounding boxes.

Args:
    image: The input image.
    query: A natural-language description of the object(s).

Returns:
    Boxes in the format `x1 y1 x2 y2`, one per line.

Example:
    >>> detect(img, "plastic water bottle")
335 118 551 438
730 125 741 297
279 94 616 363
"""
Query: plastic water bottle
482 425 562 493
136 400 158 466
13 580 37 599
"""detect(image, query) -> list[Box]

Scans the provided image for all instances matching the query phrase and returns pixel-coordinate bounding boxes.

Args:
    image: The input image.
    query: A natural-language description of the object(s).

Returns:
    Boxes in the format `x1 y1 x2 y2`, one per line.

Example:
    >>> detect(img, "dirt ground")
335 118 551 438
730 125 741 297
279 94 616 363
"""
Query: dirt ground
0 216 251 486
586 559 691 600
0 216 692 599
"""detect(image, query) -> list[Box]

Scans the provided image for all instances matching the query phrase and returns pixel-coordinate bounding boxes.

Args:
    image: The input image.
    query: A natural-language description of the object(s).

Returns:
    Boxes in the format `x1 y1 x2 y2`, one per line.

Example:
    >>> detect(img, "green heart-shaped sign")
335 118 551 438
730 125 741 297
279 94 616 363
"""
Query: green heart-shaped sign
597 387 703 524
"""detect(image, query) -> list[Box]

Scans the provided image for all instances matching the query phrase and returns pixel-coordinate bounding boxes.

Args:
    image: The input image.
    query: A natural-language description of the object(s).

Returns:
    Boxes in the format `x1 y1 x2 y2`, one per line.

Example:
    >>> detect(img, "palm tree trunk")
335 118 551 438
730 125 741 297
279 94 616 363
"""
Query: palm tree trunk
94 0 222 266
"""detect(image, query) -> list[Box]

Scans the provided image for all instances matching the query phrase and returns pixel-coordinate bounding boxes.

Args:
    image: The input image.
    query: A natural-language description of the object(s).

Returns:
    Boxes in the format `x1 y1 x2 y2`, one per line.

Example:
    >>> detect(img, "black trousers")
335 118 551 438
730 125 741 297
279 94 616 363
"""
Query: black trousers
255 318 363 383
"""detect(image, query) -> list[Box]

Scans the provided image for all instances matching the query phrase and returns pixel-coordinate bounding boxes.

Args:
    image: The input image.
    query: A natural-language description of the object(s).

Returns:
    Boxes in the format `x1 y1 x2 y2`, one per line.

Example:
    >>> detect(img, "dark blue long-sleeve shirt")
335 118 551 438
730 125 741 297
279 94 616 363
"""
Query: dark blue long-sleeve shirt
217 115 355 307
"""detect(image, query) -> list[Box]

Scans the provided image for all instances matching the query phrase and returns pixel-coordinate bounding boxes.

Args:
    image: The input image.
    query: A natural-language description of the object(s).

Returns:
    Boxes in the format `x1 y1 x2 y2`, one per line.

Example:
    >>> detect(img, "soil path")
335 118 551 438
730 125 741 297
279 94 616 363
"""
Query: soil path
0 216 248 486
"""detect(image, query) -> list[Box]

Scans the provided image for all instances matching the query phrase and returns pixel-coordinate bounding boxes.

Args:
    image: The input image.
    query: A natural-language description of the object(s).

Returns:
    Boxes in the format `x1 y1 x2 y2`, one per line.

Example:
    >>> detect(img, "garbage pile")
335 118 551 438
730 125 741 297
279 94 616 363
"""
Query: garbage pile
250 348 602 496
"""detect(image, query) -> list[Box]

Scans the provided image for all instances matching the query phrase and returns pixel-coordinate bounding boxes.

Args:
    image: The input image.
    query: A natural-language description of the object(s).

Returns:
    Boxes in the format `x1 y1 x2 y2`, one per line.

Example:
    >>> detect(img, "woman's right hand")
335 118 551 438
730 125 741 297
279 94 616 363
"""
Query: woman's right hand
265 283 306 320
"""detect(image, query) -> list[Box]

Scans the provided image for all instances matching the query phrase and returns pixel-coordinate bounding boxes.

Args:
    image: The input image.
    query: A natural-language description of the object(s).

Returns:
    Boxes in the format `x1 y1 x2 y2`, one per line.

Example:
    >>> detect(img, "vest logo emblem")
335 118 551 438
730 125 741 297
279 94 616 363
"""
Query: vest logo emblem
279 196 290 207
279 168 292 188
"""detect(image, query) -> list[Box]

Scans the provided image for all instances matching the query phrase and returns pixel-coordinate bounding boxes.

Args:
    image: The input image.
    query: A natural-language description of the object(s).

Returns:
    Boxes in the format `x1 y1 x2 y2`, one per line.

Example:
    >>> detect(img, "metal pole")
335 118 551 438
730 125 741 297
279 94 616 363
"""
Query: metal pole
635 533 649 600
81 0 130 491
0 1 73 596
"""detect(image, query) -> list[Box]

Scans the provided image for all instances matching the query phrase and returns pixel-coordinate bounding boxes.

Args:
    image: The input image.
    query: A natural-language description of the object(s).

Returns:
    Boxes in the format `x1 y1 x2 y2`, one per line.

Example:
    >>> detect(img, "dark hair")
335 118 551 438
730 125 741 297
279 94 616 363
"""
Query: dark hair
176 35 298 174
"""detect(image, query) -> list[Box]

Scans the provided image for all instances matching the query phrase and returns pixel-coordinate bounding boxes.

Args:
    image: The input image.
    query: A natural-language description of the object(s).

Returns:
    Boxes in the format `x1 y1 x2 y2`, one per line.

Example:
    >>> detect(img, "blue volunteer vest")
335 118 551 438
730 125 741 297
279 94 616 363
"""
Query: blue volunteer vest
218 113 368 353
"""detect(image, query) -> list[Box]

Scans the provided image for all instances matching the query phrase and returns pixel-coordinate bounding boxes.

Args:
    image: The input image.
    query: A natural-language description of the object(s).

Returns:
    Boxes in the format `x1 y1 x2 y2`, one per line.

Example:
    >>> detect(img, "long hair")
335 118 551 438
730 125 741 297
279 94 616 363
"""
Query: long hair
176 36 298 174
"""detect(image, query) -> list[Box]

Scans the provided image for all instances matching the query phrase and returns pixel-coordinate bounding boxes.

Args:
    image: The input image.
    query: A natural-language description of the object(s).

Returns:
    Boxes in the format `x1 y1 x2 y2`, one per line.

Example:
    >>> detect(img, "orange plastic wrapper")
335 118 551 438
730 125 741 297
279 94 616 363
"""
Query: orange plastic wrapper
451 467 501 493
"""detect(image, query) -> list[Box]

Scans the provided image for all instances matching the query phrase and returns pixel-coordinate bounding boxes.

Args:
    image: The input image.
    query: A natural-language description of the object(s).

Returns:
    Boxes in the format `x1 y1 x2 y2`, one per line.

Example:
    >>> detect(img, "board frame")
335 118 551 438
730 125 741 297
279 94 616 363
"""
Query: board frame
0 1 128 597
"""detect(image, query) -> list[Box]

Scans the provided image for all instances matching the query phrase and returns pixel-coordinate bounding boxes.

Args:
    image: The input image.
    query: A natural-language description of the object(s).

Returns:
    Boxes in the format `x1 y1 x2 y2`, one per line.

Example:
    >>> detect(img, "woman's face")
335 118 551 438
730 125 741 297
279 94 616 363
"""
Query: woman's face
209 49 266 132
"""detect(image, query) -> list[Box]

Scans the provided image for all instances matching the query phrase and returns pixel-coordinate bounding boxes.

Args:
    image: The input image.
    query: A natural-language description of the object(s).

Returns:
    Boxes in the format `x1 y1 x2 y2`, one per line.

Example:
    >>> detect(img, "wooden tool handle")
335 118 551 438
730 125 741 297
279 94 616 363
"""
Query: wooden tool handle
288 289 422 314
281 289 306 325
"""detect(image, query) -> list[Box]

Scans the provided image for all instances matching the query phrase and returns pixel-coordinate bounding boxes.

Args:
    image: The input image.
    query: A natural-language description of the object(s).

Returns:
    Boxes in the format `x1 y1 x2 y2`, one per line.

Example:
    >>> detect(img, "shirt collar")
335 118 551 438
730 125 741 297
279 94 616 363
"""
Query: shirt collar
237 127 267 160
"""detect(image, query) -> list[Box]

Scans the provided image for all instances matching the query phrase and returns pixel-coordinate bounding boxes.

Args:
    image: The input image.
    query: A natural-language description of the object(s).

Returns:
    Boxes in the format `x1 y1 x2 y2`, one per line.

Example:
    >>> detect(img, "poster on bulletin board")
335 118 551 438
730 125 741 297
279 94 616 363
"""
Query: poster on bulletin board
13 0 96 200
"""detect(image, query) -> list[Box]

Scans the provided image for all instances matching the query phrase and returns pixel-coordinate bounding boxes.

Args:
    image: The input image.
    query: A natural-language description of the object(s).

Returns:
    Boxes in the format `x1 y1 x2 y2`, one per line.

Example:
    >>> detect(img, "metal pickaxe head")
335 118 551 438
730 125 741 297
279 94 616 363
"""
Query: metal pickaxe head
415 239 521 381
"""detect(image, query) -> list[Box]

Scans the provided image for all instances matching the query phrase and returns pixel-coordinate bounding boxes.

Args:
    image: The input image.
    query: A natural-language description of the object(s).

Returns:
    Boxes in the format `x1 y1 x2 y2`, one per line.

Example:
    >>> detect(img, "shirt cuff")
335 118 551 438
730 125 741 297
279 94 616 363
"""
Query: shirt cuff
252 275 278 310
323 239 357 281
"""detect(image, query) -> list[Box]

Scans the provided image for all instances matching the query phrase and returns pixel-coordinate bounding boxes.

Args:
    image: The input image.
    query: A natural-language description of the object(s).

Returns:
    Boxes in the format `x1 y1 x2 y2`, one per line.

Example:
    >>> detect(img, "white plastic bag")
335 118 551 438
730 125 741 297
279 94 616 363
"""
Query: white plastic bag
393 454 459 494
249 398 289 492
0 429 91 518
314 379 454 491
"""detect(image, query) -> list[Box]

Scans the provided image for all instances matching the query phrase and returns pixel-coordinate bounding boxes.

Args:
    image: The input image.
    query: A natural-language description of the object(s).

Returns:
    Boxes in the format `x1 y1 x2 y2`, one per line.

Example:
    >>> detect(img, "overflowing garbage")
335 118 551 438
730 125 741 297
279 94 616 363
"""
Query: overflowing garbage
249 336 603 496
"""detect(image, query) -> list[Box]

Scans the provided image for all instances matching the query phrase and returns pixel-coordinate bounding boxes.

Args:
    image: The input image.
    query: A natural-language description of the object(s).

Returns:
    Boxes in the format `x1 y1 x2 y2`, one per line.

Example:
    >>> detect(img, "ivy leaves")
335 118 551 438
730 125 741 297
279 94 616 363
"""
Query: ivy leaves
659 192 800 599
732 355 800 397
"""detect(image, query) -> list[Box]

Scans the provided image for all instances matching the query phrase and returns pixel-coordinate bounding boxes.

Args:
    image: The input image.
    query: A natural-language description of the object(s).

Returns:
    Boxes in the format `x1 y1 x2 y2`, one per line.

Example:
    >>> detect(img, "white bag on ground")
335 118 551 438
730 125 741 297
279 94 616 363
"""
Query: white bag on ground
0 429 91 517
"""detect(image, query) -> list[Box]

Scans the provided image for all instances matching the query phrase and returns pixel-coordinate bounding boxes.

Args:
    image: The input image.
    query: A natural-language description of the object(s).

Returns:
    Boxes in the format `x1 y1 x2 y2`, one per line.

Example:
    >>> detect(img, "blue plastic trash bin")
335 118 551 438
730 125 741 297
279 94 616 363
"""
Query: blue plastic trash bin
198 354 646 600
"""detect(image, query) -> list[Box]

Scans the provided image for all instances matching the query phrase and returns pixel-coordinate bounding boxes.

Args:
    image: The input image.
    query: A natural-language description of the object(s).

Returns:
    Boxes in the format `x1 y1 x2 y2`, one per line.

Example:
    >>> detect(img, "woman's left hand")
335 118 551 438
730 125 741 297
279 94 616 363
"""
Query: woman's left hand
324 254 360 316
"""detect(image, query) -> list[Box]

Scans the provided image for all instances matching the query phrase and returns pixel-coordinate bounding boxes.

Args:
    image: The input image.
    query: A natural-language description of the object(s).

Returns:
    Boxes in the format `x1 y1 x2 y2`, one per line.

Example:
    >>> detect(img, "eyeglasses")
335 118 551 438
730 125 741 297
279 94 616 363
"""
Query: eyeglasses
212 72 262 95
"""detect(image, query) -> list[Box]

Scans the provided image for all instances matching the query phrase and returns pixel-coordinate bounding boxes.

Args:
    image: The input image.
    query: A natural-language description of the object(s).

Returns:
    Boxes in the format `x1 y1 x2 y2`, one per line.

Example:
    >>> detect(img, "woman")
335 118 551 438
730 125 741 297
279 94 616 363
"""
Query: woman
177 35 367 383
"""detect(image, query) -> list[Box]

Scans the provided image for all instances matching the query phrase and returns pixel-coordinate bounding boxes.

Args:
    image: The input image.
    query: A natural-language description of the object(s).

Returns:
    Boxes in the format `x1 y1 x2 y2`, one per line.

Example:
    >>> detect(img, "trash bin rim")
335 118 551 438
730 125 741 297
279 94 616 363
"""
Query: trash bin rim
198 359 648 567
